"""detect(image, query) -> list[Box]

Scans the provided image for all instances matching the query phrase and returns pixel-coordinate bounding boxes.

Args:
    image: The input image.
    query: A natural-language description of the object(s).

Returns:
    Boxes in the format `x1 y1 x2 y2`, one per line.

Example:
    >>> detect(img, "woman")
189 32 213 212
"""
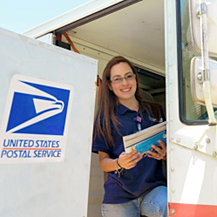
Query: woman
92 56 167 217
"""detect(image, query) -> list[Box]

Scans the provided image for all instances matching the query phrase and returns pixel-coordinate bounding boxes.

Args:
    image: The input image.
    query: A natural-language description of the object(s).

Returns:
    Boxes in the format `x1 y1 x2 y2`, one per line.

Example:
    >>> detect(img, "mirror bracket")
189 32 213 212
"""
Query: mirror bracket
199 1 216 125
199 2 207 15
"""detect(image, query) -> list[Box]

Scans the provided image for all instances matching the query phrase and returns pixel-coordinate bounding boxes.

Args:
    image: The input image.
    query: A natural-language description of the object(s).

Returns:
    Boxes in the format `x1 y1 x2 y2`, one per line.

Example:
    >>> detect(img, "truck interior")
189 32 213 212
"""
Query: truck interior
54 0 165 107
34 0 166 216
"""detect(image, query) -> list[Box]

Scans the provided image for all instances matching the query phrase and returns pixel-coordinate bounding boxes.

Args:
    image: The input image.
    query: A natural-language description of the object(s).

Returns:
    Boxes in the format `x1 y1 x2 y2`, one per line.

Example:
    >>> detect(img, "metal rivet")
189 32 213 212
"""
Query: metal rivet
213 151 217 157
171 188 175 193
196 8 200 19
193 144 198 150
176 138 181 143
197 72 202 80
205 138 211 144
197 72 203 84
171 167 175 172
170 209 176 215
171 145 174 150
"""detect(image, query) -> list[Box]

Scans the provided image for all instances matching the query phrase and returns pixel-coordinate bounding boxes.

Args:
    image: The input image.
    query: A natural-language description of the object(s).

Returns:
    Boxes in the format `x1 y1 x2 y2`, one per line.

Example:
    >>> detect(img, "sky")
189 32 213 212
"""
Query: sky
0 0 91 33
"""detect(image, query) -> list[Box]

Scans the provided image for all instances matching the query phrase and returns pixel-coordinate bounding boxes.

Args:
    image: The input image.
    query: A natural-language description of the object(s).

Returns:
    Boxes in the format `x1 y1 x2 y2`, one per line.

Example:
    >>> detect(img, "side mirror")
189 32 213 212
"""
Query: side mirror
189 0 217 57
191 57 217 107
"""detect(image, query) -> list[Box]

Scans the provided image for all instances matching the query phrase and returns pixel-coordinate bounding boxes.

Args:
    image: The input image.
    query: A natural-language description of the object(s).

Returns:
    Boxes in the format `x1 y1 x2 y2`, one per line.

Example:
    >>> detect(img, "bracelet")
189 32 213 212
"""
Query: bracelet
114 159 124 178
117 158 122 169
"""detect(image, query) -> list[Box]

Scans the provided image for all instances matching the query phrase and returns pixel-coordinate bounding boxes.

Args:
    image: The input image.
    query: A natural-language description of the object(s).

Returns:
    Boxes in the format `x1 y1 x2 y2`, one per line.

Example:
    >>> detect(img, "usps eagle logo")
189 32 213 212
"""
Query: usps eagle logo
4 75 72 135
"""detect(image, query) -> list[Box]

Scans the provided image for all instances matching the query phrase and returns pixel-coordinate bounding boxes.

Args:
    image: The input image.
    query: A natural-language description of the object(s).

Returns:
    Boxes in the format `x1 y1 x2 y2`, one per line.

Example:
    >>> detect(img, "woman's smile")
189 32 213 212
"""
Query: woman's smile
121 87 131 92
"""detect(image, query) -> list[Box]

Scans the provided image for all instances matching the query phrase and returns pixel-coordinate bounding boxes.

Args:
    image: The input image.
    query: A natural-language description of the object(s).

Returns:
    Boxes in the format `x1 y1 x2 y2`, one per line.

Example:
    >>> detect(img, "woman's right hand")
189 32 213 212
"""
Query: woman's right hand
118 151 142 170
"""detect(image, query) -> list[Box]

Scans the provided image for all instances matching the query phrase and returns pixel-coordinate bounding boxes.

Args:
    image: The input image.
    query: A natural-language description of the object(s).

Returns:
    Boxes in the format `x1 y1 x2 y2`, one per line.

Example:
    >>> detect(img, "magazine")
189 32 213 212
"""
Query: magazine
123 121 166 154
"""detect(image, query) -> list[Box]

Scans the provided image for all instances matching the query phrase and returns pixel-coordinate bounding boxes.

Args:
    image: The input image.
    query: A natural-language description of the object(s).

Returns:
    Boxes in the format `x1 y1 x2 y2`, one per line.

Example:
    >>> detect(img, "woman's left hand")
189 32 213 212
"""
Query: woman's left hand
146 140 166 160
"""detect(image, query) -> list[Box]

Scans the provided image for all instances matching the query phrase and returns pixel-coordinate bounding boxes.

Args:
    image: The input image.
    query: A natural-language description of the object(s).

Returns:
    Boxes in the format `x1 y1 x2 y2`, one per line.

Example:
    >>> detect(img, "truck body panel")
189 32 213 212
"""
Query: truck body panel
0 27 97 217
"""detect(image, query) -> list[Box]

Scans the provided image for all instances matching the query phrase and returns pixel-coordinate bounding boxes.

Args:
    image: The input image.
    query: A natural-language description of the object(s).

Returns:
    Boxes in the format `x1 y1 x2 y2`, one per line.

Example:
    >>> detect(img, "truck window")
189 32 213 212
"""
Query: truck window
178 0 217 122
135 66 165 107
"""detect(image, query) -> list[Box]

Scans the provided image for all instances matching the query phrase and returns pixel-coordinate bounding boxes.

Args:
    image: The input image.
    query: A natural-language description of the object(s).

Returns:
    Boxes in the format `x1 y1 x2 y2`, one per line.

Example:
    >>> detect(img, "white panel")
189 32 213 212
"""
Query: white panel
169 144 217 205
0 28 97 217
37 33 55 44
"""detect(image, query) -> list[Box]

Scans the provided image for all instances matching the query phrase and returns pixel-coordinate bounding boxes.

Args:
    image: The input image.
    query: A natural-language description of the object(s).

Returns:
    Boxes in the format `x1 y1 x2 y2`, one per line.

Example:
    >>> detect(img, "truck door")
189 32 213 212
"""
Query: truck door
0 27 97 217
165 0 217 216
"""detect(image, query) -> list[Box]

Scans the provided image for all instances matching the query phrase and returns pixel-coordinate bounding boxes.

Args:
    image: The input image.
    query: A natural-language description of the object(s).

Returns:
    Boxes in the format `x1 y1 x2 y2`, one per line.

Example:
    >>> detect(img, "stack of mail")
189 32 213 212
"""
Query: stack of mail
123 121 166 154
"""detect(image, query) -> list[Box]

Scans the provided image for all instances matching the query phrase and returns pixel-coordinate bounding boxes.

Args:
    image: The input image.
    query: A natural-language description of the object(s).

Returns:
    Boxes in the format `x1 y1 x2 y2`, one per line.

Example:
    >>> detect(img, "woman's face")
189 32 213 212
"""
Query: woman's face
109 62 137 103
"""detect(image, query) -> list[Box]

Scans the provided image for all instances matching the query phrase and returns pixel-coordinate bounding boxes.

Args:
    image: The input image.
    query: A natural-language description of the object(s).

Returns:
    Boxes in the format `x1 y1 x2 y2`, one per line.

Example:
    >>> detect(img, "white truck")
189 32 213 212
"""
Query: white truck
0 0 217 216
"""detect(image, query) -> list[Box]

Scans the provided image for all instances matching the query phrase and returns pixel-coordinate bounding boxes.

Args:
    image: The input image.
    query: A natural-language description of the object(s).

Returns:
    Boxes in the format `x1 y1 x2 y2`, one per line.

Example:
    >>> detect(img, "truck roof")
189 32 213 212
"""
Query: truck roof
23 0 127 38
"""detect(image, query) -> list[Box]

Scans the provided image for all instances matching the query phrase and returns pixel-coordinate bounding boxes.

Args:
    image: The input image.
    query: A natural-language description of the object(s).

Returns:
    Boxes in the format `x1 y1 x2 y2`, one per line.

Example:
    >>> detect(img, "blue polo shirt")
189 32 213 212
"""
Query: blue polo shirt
92 103 167 204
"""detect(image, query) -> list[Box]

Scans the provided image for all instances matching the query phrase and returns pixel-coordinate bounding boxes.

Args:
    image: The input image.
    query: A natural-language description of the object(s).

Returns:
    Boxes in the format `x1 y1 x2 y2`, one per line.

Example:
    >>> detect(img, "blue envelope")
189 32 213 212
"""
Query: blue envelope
135 130 166 154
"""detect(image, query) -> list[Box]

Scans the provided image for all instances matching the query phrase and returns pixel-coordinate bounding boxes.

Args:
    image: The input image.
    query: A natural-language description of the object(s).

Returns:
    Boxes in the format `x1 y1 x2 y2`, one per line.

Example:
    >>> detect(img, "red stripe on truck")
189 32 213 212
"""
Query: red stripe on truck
169 203 217 216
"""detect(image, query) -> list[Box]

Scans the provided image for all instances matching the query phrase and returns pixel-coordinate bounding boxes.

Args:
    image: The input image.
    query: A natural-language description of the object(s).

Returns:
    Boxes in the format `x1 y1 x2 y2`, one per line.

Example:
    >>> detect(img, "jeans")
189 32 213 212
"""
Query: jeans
101 186 167 217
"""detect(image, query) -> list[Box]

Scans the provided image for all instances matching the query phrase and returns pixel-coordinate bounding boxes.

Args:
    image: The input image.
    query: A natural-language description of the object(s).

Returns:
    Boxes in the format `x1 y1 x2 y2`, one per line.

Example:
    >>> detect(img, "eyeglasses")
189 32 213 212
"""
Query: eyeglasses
110 73 136 84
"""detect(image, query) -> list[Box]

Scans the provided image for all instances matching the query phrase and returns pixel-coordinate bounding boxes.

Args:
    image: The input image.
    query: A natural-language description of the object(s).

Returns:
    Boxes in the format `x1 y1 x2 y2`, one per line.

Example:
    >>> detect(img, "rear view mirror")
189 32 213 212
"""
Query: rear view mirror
191 57 217 107
189 0 217 57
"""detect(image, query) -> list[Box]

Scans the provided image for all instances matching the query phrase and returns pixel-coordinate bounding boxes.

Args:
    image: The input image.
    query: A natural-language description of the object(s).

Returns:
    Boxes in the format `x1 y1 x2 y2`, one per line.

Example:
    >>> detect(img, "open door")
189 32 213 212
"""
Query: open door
165 0 217 216
0 27 97 217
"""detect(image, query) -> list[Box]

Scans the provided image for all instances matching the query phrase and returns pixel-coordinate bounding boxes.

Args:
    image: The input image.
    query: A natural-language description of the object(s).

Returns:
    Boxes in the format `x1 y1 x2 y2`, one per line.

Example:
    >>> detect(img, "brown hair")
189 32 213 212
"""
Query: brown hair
94 56 163 148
